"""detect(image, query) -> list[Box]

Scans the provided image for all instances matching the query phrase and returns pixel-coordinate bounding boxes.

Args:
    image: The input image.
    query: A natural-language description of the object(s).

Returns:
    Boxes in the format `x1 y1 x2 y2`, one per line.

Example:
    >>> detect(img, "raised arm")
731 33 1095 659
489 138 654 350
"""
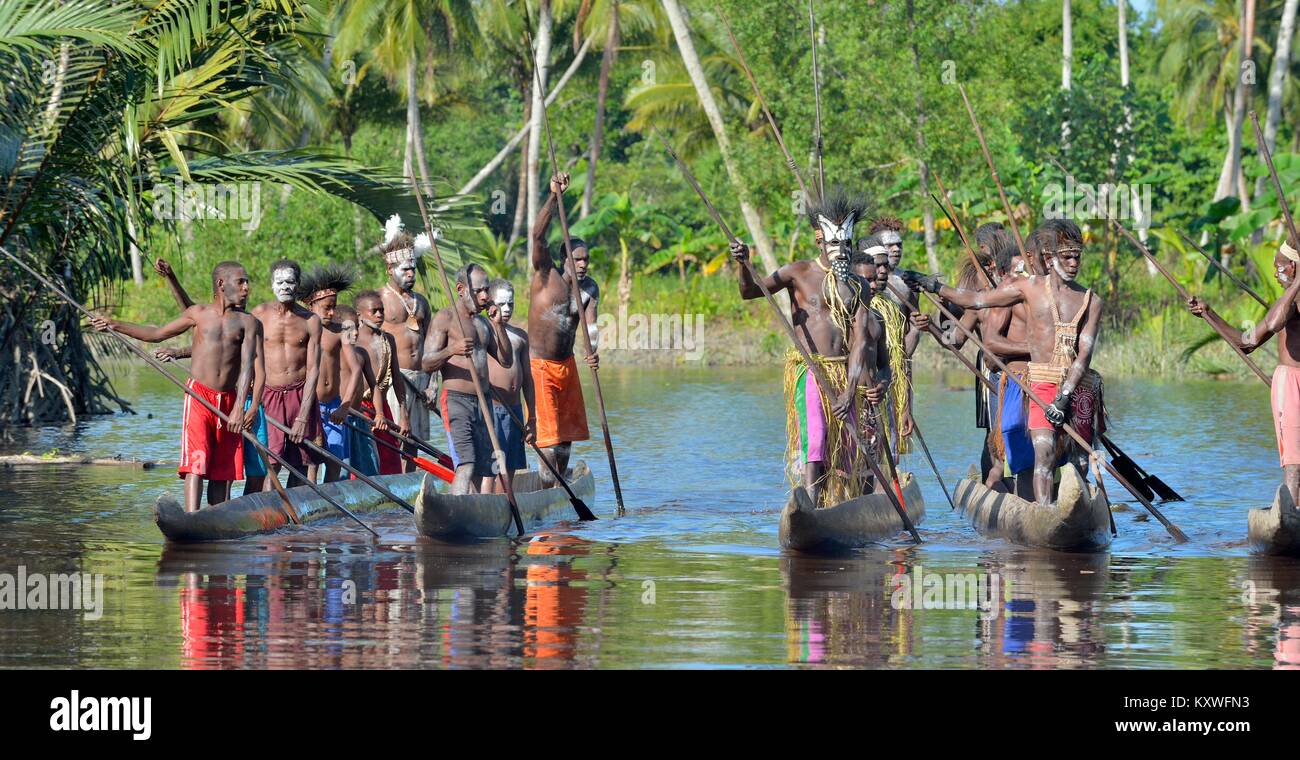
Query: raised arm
902 270 1026 310
154 258 195 310
730 241 797 300
531 173 569 274
1207 266 1300 351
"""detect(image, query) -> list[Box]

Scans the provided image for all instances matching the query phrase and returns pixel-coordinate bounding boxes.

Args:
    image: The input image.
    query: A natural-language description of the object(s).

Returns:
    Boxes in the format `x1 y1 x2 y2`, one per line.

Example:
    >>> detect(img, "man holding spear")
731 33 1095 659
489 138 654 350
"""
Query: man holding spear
901 219 1105 507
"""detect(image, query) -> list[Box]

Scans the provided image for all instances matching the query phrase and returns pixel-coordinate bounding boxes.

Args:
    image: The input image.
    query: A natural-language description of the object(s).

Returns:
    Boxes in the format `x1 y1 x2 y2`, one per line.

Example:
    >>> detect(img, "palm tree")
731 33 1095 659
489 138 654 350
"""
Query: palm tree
335 0 479 191
657 0 778 275
0 0 461 427
1221 0 1257 208
1255 0 1298 206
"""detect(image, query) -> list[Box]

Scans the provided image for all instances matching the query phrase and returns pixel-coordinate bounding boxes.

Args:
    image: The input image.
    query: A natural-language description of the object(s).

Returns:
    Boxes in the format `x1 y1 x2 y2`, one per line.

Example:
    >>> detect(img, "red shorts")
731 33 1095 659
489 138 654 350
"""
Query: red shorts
1027 381 1058 432
361 398 403 475
179 378 244 482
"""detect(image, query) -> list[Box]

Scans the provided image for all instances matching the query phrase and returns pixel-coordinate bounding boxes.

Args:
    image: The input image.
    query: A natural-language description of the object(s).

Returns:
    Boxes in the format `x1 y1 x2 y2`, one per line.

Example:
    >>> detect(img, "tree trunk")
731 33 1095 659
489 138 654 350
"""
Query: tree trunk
1061 0 1072 148
1255 0 1298 204
527 0 554 244
660 0 778 275
907 0 939 273
507 95 531 255
581 5 620 219
1217 0 1255 203
406 58 432 190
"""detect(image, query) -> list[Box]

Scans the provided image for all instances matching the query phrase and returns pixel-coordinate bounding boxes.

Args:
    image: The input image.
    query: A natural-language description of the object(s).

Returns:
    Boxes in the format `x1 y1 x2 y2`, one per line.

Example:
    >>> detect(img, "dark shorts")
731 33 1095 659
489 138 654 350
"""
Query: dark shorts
492 401 528 472
441 389 495 479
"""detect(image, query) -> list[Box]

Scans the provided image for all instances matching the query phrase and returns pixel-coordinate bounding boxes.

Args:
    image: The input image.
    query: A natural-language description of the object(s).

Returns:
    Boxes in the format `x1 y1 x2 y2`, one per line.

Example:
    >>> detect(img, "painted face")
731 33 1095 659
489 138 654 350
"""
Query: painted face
492 286 515 322
360 300 385 329
221 268 251 308
391 257 417 291
340 319 358 345
457 270 492 312
1051 246 1082 282
816 213 856 262
272 267 298 303
1275 251 1297 287
878 230 903 268
311 294 337 324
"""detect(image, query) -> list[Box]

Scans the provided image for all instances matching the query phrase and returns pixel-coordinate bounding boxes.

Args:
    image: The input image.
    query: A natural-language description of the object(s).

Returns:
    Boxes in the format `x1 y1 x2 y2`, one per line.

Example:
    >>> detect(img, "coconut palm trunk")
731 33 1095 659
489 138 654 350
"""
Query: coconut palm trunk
660 0 778 275
1216 0 1255 207
1061 0 1072 148
581 3 620 219
1255 0 1298 209
527 0 554 242
907 0 939 273
407 57 432 190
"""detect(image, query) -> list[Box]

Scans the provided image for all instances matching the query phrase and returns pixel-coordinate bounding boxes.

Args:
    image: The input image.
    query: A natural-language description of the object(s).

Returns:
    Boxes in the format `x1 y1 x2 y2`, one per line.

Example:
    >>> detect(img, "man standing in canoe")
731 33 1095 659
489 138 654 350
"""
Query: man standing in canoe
901 219 1104 506
858 234 914 458
353 290 408 474
251 260 322 487
422 263 514 495
732 186 878 507
91 262 263 512
1188 234 1300 504
528 173 599 488
870 216 922 360
299 263 358 483
486 279 535 494
150 257 270 496
378 216 434 472
335 303 386 477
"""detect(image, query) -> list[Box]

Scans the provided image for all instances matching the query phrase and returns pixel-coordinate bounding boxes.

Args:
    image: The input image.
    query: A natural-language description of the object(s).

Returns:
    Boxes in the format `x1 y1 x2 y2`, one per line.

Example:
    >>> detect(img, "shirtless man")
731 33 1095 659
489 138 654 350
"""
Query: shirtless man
870 216 922 360
335 304 386 477
251 260 322 487
353 290 408 475
91 262 263 512
901 219 1104 506
422 263 513 495
860 234 915 454
299 264 358 483
150 257 270 496
1188 234 1300 503
732 186 877 506
528 173 599 487
378 216 433 471
485 279 536 494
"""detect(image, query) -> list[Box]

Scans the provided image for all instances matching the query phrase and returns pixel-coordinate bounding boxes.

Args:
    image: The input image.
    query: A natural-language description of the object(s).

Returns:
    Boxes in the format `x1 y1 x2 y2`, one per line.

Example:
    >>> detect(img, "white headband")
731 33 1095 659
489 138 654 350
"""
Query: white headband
860 244 889 257
877 230 902 245
1282 241 1299 263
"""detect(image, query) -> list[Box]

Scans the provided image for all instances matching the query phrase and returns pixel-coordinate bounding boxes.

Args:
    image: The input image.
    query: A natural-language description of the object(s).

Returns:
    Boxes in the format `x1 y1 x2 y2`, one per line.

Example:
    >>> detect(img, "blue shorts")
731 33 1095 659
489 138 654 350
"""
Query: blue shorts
1000 378 1034 475
492 401 528 472
242 398 269 478
347 418 380 477
319 397 350 460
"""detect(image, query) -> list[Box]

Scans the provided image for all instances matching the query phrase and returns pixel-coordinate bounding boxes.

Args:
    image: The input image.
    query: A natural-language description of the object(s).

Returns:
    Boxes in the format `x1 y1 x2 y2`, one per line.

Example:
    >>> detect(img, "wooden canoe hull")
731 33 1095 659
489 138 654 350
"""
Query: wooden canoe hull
154 472 424 542
954 465 1112 552
779 472 926 553
1248 485 1300 556
415 461 595 539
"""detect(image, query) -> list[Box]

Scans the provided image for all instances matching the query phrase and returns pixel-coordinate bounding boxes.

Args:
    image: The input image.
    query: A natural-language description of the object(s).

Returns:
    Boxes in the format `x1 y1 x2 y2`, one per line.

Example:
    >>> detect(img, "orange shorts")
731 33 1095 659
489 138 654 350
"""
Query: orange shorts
530 356 589 449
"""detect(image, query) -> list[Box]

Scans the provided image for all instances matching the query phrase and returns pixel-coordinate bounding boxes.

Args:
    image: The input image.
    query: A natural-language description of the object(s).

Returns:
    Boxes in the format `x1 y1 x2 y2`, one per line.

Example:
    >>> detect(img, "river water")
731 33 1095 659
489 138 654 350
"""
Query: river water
0 364 1296 669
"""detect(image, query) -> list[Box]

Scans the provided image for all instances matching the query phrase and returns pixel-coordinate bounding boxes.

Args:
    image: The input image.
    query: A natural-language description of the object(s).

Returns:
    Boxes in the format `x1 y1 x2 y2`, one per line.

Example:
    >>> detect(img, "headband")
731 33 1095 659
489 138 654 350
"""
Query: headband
877 230 902 245
1283 241 1300 263
860 244 889 257
308 288 338 304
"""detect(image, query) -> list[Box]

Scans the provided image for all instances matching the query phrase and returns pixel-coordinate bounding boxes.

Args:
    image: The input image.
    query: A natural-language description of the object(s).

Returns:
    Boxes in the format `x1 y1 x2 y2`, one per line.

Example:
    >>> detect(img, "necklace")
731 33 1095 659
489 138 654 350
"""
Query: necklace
386 283 421 332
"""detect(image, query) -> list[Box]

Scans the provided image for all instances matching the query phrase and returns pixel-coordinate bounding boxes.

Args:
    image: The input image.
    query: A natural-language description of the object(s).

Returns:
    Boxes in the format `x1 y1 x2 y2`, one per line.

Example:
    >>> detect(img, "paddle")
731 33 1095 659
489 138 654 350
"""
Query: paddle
523 15 627 516
346 408 454 468
899 280 1187 542
489 390 597 522
655 128 921 543
1049 157 1273 388
907 415 956 510
0 245 380 537
958 82 1043 276
1178 231 1269 309
406 176 525 536
1096 433 1184 503
346 419 455 483
870 401 909 512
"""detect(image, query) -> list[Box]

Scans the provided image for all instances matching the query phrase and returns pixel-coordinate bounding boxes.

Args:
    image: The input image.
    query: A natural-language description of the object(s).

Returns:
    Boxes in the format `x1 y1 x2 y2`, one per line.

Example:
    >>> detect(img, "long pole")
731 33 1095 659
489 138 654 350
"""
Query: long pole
907 415 955 510
406 178 526 536
1178 231 1268 308
655 128 920 543
1048 157 1272 387
524 18 627 516
0 246 379 537
490 389 597 521
930 170 995 289
958 83 1042 275
1251 110 1300 247
808 0 825 199
899 279 1187 542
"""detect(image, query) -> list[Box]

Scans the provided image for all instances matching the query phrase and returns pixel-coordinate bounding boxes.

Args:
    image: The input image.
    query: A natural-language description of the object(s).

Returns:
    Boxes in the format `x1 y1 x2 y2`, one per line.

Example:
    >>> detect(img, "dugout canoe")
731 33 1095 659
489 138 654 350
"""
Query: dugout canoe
954 465 1112 552
1247 485 1300 556
415 461 595 539
779 471 926 553
154 472 424 542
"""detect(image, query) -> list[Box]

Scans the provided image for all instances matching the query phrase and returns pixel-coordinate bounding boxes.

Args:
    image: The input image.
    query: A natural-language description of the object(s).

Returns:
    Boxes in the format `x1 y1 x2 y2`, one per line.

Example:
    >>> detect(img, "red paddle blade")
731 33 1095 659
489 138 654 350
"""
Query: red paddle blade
413 456 454 483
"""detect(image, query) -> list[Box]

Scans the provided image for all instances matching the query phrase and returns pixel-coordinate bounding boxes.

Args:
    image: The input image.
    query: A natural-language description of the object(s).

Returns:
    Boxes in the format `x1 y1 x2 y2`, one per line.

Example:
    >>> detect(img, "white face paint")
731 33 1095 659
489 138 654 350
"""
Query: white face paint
392 258 416 291
272 267 298 303
341 320 358 345
1051 257 1075 282
492 287 514 322
816 213 856 261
